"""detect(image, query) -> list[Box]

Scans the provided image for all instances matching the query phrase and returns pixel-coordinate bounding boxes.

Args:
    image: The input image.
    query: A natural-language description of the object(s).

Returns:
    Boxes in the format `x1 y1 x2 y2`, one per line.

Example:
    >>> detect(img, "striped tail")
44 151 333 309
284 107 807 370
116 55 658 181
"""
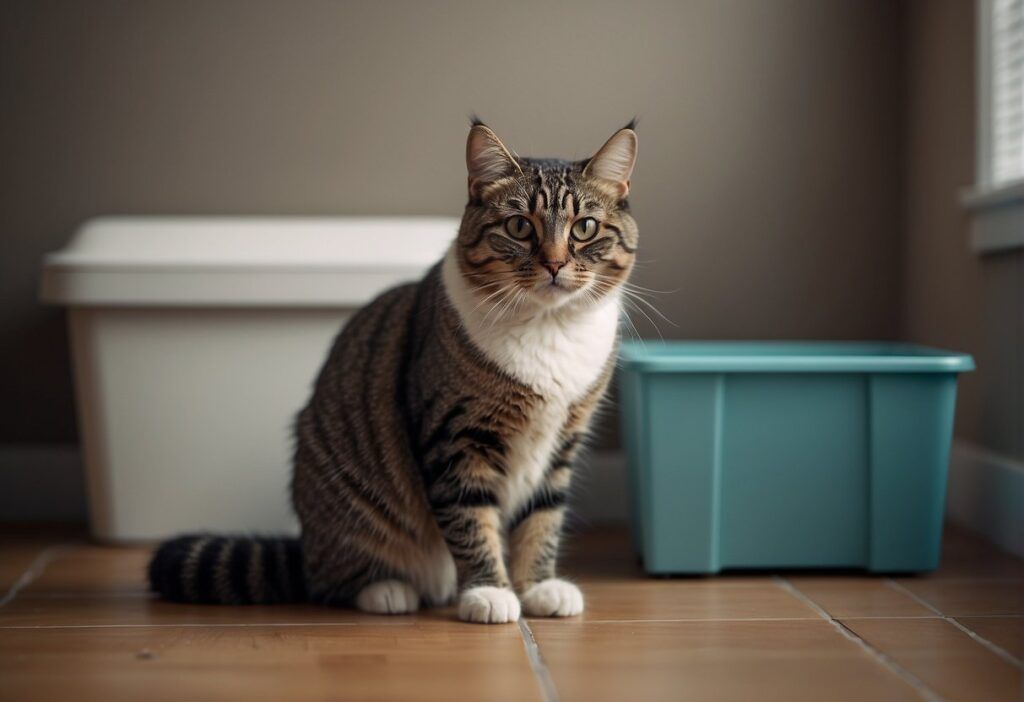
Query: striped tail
148 535 306 604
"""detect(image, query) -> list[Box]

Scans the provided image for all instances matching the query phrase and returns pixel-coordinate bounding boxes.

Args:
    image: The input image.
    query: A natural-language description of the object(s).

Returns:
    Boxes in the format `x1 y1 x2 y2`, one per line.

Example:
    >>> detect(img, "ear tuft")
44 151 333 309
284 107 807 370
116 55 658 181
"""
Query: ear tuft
466 124 521 198
584 128 638 197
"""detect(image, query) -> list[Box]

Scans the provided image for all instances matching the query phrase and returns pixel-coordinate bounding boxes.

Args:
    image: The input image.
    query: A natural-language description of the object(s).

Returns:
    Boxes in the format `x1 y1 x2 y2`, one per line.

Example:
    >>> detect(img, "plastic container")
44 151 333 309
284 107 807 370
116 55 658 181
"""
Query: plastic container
618 341 975 574
40 216 456 541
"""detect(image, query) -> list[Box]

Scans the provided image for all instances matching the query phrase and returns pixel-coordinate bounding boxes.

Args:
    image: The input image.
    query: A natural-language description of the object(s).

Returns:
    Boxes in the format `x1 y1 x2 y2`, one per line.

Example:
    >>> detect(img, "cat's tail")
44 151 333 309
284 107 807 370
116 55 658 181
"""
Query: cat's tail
147 535 306 604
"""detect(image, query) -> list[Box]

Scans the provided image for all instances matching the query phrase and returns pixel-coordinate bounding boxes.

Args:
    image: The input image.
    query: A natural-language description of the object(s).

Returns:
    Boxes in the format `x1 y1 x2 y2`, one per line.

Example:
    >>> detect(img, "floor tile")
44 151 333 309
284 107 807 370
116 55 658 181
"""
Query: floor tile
843 617 1022 702
575 579 818 622
0 524 85 591
2 523 1021 701
954 616 1023 661
0 622 542 702
893 579 1023 616
0 544 48 593
531 619 920 702
25 544 152 594
786 577 935 618
932 525 1024 580
0 594 461 628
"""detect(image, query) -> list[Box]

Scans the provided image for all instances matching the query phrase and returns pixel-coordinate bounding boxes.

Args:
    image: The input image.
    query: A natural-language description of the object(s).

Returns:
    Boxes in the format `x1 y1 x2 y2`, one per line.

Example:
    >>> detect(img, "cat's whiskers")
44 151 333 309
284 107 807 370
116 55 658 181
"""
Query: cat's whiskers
481 284 516 326
469 280 511 298
490 286 526 328
497 287 522 325
473 283 516 314
471 280 516 298
593 273 676 328
589 277 668 341
511 289 531 320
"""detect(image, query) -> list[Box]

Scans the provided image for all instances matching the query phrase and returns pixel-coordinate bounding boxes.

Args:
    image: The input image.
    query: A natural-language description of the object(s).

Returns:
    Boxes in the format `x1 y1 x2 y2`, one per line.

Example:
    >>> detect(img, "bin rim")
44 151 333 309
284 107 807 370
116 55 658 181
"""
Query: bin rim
39 215 458 308
618 340 975 374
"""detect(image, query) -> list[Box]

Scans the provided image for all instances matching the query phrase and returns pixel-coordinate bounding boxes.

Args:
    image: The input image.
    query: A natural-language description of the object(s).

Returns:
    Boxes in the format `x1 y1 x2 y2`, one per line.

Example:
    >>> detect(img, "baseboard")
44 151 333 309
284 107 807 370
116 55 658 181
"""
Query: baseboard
946 441 1024 558
0 444 88 522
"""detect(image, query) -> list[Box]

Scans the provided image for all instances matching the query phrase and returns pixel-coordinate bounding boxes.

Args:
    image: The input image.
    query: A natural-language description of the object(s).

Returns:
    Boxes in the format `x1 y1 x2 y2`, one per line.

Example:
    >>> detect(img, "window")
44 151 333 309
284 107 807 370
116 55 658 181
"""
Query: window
967 0 1024 253
986 0 1024 186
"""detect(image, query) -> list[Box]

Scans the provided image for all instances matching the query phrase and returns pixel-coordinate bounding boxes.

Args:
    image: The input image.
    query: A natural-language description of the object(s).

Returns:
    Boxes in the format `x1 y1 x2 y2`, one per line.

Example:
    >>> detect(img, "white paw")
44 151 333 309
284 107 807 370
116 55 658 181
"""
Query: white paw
354 580 420 614
418 547 458 607
458 586 521 624
521 579 584 617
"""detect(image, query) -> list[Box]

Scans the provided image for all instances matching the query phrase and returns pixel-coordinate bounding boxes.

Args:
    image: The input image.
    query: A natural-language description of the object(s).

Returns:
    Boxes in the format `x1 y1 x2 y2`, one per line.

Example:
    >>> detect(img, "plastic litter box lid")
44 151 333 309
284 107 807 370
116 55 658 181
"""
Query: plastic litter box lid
619 341 975 374
39 216 458 307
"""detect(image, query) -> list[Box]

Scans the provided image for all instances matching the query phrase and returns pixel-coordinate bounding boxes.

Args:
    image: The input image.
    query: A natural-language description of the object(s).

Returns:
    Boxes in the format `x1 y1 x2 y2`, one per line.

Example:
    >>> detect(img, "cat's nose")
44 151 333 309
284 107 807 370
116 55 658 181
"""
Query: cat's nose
542 260 568 279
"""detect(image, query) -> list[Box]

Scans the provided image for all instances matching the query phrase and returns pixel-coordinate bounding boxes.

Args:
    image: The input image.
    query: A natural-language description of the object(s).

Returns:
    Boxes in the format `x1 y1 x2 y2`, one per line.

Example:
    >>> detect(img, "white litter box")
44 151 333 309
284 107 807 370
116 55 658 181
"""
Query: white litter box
40 217 456 541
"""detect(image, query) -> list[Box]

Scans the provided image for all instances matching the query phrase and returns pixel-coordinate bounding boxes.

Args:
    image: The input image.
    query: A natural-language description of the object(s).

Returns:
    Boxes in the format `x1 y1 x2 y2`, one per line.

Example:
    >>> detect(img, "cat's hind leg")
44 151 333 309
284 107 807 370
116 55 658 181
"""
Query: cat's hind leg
349 536 456 614
354 580 420 614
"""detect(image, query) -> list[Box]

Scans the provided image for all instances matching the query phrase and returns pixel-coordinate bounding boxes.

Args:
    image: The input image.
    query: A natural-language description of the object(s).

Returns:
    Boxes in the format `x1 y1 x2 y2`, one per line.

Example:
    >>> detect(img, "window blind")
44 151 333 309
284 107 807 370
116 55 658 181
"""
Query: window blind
991 0 1024 184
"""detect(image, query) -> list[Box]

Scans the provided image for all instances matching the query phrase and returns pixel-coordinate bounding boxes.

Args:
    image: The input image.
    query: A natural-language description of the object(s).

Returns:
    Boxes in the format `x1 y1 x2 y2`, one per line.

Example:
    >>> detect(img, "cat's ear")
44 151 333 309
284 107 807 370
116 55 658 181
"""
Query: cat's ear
466 123 522 198
583 125 638 197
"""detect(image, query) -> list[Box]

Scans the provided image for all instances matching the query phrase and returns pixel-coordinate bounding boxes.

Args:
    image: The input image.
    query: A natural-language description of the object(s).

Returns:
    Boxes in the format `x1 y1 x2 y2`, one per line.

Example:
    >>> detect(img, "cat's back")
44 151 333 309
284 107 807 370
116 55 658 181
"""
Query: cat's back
295 271 430 483
310 263 445 398
293 268 437 517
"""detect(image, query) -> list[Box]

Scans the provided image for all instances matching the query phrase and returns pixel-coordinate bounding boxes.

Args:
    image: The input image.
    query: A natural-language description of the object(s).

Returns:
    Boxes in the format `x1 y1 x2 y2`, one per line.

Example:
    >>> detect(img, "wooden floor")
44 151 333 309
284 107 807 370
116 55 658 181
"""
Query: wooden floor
0 525 1020 702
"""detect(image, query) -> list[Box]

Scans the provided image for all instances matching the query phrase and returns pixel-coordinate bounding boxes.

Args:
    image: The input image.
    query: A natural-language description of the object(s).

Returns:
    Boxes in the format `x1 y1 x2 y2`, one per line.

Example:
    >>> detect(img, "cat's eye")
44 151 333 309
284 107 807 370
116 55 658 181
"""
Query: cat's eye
571 217 599 242
505 215 534 240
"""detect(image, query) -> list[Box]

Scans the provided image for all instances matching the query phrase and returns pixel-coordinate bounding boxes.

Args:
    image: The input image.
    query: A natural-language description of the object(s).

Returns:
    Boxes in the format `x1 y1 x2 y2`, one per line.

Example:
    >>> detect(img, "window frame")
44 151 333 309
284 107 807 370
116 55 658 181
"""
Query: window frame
963 0 1024 253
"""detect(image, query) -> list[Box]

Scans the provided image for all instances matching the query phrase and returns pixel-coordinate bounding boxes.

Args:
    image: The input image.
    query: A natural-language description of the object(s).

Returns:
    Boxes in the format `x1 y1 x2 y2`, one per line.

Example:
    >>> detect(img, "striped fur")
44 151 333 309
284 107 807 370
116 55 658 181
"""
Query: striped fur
148 535 305 604
148 121 638 622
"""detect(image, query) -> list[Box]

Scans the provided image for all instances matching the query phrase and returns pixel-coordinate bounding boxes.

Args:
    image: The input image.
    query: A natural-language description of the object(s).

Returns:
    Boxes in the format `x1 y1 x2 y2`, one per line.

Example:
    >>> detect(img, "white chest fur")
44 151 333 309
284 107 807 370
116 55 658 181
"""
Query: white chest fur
441 248 620 514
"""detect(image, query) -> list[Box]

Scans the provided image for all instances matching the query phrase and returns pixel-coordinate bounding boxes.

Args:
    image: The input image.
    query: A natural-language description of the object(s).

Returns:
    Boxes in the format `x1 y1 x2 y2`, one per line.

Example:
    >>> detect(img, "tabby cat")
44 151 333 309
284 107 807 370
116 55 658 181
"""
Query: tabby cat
148 120 639 624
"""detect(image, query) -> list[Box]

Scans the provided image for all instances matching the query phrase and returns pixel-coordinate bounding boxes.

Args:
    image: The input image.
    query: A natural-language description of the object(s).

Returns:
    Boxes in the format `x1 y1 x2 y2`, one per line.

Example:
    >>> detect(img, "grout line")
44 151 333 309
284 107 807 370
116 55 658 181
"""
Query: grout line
882 580 965 618
0 613 956 630
894 577 1024 583
948 616 1024 669
518 619 561 702
545 612 995 623
19 592 156 599
884 579 1023 669
570 615 939 624
0 544 76 609
774 576 947 702
929 613 1023 618
565 616 821 623
838 614 1018 620
0 620 418 630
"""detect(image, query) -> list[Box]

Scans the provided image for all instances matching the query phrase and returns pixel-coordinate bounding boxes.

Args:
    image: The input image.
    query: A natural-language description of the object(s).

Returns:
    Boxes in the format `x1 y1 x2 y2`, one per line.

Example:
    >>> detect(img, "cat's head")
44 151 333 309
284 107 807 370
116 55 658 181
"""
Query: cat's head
454 120 638 312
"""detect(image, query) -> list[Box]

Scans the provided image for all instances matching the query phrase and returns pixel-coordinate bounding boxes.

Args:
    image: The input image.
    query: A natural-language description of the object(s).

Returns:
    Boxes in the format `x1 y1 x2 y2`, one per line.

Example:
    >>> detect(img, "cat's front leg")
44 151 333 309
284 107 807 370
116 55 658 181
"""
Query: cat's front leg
508 476 584 618
428 457 519 624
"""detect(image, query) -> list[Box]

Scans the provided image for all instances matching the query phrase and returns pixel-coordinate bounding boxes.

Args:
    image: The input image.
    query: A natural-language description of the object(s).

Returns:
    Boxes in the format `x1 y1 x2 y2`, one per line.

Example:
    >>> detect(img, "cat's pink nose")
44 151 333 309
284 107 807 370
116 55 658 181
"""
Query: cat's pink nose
542 260 567 279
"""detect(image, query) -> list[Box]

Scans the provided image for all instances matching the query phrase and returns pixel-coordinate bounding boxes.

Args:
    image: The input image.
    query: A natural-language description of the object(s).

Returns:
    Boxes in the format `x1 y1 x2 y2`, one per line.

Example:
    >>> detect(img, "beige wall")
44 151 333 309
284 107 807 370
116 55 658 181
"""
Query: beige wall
902 0 979 438
902 0 1022 457
1 0 906 444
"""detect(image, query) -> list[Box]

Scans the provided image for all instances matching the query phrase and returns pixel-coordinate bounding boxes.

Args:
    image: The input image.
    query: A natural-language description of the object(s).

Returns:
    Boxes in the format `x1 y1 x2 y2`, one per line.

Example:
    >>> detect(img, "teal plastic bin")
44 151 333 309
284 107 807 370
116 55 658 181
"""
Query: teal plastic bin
618 342 975 574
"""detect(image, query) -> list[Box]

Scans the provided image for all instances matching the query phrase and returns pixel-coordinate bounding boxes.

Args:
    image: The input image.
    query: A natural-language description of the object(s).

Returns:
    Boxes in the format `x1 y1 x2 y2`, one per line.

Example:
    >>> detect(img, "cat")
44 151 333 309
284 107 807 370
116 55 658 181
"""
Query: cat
148 119 638 624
